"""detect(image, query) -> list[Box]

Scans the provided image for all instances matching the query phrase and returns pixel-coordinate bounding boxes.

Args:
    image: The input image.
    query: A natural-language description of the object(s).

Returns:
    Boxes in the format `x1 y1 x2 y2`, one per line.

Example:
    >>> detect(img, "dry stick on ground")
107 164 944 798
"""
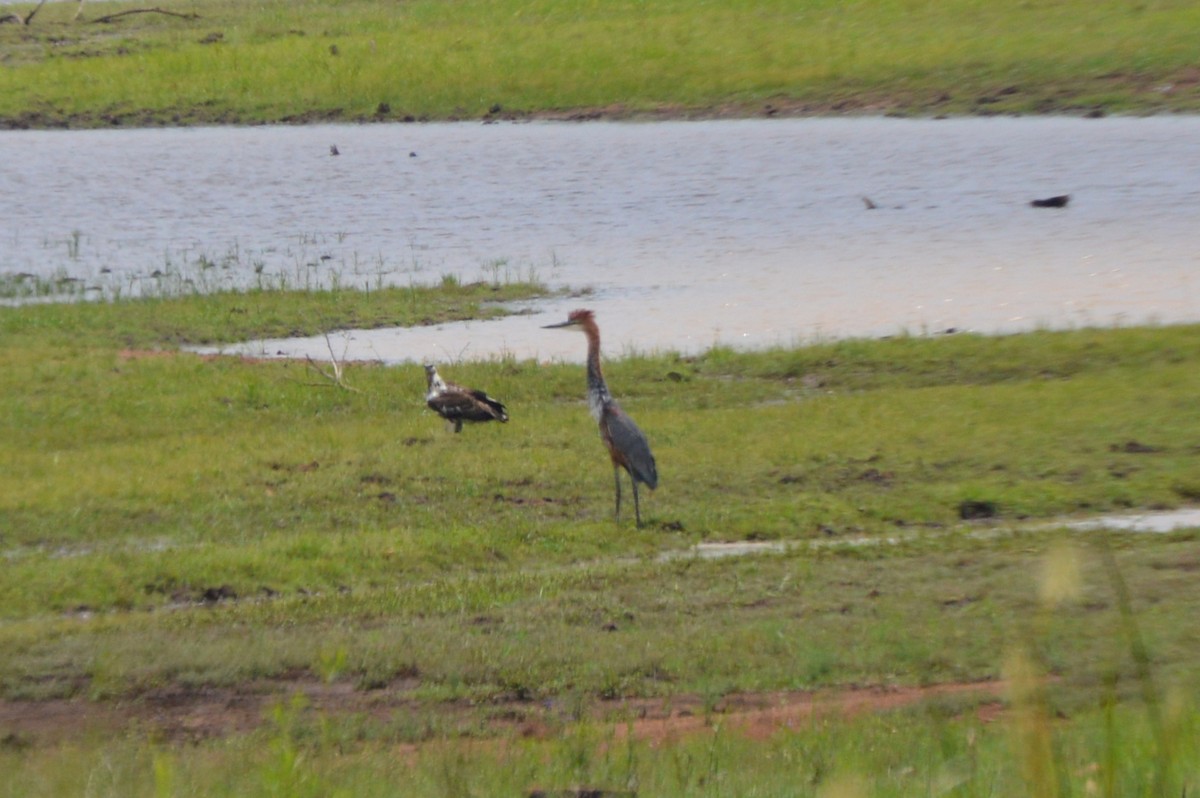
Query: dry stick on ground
87 7 201 24
0 0 48 25
304 333 360 393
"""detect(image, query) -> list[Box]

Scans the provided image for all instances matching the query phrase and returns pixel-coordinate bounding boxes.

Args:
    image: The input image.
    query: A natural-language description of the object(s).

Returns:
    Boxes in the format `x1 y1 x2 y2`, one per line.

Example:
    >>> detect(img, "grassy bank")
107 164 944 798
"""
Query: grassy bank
3 0 1200 128
2 287 1199 793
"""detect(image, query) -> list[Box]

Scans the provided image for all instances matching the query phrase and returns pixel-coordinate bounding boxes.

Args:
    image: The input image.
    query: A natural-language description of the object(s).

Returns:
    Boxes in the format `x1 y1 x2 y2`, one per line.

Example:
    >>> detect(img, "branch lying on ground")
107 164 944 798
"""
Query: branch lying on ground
0 0 48 25
304 333 360 393
88 8 201 24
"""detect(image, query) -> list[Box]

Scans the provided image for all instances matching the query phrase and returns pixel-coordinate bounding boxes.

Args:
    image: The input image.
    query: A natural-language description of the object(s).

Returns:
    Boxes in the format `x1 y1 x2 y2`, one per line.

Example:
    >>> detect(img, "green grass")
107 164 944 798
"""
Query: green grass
2 290 1200 794
0 277 554 348
4 0 1200 127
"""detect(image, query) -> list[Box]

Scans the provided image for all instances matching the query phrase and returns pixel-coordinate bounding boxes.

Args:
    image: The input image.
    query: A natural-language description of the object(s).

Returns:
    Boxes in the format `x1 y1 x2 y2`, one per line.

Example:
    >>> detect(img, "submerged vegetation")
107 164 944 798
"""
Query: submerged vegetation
2 286 1199 794
3 0 1200 127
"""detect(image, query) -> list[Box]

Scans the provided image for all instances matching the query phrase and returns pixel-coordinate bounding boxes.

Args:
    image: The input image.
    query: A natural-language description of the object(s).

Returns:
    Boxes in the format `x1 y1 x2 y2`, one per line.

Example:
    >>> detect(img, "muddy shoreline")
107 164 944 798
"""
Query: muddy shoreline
0 94 1130 132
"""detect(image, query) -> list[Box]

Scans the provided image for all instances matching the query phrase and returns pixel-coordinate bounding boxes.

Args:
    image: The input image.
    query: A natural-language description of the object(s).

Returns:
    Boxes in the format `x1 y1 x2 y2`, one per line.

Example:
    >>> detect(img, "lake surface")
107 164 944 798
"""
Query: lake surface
2 117 1198 363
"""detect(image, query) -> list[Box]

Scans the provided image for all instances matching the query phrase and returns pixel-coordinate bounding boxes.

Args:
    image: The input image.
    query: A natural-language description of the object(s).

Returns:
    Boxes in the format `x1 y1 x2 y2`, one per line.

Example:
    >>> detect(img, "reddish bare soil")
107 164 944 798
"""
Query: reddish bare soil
0 678 1007 749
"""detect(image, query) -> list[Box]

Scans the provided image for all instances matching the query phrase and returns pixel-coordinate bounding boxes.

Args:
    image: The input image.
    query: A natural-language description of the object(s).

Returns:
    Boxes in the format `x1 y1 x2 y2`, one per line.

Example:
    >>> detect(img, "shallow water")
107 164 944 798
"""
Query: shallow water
3 117 1199 362
661 508 1200 562
1062 508 1200 534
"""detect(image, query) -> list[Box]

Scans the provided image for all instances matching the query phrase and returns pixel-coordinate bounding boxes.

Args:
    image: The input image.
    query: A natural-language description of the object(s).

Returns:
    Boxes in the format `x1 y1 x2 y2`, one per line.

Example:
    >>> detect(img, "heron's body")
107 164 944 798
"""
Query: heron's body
424 364 509 433
544 309 657 526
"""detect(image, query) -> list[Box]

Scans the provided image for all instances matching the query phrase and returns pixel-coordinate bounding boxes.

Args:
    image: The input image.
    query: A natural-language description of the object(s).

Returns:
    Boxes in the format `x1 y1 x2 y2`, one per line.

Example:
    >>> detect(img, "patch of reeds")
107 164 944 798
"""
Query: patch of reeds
2 233 552 305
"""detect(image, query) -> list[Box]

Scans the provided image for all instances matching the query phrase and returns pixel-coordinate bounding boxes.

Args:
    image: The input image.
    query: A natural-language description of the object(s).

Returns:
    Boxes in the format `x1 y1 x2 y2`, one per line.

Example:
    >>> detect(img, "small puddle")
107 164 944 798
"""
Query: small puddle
667 541 793 561
658 536 908 562
664 508 1200 562
1059 508 1200 534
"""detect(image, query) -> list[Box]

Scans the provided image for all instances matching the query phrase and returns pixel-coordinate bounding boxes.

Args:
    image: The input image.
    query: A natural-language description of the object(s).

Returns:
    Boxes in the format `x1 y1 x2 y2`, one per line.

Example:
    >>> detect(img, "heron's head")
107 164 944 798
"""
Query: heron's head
542 308 595 332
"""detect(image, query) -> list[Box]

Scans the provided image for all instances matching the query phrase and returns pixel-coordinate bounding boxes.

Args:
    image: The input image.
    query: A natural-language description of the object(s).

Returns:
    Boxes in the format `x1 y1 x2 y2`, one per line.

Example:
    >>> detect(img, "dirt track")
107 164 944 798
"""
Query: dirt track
0 678 1008 749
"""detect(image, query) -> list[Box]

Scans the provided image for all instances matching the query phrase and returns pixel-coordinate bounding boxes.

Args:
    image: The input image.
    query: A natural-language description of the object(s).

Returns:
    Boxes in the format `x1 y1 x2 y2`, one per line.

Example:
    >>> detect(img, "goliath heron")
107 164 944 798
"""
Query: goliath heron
543 309 658 527
423 364 509 433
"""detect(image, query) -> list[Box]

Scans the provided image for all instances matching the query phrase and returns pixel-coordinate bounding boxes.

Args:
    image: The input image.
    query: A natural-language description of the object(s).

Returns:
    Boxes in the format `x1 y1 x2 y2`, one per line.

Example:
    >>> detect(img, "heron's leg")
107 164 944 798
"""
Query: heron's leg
632 477 642 529
613 466 622 522
453 419 463 433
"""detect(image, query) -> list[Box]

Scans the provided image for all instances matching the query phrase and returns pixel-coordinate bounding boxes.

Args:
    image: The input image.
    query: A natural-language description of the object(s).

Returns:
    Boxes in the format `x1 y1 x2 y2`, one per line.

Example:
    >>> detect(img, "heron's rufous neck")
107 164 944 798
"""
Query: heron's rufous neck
580 319 611 420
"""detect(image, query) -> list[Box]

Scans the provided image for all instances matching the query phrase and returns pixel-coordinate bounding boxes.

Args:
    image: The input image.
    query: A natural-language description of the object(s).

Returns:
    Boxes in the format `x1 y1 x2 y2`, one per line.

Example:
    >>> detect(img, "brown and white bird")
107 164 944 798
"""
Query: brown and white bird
423 364 509 433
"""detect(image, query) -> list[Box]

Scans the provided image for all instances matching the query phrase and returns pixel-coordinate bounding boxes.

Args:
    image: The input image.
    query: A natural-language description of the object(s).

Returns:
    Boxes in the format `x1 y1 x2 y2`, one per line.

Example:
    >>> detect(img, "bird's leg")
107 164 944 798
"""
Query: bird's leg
613 465 622 523
632 477 643 529
453 419 463 433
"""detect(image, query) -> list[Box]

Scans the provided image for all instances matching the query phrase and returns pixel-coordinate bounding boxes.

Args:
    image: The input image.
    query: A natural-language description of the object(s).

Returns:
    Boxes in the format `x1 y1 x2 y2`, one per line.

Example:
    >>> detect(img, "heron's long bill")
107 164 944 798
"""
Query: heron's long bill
541 318 576 329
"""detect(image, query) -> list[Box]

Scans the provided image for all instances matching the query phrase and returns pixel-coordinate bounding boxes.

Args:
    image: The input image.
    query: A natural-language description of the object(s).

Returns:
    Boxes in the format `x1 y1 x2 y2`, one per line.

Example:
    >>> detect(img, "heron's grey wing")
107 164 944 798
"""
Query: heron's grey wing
602 405 658 489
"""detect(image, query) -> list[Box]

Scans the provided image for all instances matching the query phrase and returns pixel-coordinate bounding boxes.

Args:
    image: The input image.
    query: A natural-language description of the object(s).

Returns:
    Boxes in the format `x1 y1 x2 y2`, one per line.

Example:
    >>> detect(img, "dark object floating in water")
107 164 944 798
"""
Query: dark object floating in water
330 144 339 156
862 196 877 210
1030 194 1069 208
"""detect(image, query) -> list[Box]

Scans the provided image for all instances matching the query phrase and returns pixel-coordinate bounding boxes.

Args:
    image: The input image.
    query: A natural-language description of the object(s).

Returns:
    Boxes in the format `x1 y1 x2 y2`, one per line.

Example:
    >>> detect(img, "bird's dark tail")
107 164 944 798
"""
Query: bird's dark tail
470 390 508 422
